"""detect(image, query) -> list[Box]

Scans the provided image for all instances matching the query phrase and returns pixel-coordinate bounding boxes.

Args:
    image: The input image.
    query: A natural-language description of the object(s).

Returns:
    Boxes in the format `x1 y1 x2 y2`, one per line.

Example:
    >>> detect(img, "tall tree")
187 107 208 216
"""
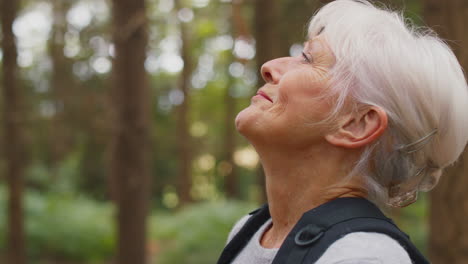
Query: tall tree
110 0 151 262
222 0 250 199
424 1 468 263
174 0 193 205
254 0 281 68
48 0 74 169
223 77 239 199
1 0 26 263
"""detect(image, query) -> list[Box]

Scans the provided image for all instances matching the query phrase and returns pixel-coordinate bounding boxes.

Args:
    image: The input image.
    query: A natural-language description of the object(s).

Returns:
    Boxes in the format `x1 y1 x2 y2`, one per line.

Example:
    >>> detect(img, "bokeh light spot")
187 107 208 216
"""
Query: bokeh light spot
234 146 259 169
289 43 304 57
234 38 255 60
229 62 244 78
169 89 184 105
178 8 194 23
91 57 112 74
67 2 92 30
191 122 208 137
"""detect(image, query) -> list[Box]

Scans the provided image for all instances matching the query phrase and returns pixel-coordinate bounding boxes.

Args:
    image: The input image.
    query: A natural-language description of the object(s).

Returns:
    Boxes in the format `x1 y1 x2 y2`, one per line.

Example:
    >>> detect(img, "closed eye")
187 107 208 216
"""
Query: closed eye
302 52 312 63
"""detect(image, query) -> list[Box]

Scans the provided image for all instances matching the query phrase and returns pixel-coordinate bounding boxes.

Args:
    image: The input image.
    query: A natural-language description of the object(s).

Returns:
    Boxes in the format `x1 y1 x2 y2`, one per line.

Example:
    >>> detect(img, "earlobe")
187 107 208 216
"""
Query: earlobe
325 106 388 148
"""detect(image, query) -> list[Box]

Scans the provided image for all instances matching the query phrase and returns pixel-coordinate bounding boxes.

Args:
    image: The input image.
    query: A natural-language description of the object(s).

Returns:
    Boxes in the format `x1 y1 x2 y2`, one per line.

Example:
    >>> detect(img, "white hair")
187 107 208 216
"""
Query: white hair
308 0 468 207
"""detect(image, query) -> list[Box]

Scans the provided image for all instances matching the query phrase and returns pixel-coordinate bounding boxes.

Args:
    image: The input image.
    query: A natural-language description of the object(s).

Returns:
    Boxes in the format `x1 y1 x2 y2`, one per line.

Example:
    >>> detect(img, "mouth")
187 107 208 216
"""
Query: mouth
256 90 273 103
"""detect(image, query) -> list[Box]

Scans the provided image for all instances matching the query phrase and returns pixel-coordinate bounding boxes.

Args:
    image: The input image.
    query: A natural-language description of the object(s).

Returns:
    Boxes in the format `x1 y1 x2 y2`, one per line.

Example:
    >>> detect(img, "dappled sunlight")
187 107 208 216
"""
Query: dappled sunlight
64 30 82 58
177 8 194 23
162 186 179 209
192 0 211 8
13 3 52 49
91 57 112 74
190 121 208 137
145 55 159 73
191 53 215 89
196 154 215 171
13 2 52 69
234 146 259 170
67 2 92 30
73 61 93 80
160 53 184 73
67 0 109 28
158 0 174 13
289 43 304 57
207 35 234 51
228 62 244 78
191 174 220 201
233 38 255 60
168 89 184 105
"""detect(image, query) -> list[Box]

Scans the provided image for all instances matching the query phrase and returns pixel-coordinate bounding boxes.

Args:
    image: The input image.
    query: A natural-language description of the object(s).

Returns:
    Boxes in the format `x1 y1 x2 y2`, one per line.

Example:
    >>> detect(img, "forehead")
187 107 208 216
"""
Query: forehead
303 36 322 50
305 26 326 49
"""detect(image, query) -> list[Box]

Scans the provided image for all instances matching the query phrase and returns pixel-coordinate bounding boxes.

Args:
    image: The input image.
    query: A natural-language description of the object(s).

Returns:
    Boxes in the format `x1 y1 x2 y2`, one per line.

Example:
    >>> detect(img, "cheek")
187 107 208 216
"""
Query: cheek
279 71 333 121
278 70 329 107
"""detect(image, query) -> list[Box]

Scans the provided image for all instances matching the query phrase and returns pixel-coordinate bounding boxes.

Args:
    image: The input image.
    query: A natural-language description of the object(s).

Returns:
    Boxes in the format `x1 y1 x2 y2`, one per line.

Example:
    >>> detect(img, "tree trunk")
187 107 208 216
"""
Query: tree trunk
223 77 238 198
174 0 193 205
1 0 26 263
222 0 250 199
49 0 74 169
424 1 468 263
254 0 281 70
110 0 151 262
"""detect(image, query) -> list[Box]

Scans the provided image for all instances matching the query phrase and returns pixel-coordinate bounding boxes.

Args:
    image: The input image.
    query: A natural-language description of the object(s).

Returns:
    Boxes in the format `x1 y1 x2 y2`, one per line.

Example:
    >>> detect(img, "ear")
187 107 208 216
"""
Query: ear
325 106 388 148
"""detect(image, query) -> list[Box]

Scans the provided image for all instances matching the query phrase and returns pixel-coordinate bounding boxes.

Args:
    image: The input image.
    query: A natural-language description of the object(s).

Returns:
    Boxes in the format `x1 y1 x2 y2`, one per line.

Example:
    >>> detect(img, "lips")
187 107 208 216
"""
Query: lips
257 90 273 103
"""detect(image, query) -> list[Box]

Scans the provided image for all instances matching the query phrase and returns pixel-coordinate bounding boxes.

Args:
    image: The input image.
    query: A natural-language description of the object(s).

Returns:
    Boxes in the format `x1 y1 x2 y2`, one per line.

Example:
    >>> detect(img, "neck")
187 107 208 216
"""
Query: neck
253 141 367 248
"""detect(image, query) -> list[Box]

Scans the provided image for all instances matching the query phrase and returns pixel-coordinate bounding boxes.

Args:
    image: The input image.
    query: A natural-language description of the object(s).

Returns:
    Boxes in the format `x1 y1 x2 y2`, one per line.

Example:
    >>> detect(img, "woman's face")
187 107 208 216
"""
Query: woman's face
235 36 336 148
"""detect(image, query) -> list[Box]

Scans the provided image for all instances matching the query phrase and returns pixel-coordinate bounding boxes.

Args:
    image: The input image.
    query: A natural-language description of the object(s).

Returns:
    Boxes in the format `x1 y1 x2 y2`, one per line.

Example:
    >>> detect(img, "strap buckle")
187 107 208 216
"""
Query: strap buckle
294 224 324 246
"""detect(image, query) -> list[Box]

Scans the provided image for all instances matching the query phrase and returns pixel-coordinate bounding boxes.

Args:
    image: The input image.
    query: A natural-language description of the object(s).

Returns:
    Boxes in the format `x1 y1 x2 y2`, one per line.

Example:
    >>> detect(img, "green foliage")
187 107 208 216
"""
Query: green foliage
195 19 218 38
0 187 115 263
396 193 429 254
27 152 81 193
150 200 256 264
0 187 429 263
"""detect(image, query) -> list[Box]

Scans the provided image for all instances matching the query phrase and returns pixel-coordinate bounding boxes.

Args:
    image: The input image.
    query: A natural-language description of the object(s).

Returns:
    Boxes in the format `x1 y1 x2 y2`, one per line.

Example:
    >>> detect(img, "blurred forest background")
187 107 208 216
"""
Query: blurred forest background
0 0 467 263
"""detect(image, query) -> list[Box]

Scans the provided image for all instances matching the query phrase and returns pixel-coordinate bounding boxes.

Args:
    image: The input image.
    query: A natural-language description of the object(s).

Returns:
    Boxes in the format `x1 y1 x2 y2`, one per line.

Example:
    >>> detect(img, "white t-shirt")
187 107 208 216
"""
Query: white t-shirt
227 215 412 264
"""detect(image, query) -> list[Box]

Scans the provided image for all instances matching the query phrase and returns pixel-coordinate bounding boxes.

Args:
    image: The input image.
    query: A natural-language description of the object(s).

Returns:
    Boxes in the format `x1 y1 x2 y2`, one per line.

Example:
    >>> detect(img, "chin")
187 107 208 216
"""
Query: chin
235 105 275 146
235 106 258 137
235 109 249 135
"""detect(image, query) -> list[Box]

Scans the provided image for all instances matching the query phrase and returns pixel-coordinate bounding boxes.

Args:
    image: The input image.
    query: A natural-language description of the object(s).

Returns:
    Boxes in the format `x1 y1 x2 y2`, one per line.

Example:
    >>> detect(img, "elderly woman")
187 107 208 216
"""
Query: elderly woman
217 0 468 264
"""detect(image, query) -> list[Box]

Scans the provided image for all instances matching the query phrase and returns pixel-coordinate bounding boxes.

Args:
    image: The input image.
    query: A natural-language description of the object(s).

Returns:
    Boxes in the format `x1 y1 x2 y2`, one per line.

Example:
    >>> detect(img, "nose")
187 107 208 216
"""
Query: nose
260 57 288 85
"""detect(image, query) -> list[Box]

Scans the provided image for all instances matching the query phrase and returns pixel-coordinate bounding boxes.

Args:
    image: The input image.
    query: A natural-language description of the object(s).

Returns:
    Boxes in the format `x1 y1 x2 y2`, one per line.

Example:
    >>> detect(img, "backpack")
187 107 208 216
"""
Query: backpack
217 197 429 264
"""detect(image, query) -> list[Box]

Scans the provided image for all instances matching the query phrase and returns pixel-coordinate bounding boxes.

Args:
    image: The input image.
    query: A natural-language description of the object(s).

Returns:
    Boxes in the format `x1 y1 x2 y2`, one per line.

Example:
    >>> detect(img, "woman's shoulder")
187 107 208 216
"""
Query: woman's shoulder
316 232 412 264
226 214 252 244
225 214 413 264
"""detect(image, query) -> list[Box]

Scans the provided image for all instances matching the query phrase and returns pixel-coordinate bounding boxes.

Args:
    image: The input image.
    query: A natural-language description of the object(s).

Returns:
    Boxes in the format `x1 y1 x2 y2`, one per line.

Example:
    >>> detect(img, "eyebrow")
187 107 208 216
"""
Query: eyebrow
317 26 325 35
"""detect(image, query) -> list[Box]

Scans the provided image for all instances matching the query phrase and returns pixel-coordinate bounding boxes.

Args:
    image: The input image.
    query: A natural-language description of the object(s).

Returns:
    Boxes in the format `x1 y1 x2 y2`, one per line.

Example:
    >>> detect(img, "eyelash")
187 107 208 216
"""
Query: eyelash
302 52 312 63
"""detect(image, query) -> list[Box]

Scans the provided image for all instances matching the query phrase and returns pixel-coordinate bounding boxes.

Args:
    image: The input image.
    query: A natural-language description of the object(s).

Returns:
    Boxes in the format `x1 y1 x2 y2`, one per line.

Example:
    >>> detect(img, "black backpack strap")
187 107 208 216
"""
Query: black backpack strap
271 197 429 264
216 204 271 264
307 218 429 264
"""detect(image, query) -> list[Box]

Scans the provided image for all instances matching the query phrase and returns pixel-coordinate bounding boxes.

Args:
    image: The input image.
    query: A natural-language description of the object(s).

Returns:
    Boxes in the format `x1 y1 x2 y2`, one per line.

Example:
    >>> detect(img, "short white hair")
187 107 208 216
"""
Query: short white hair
309 0 468 207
